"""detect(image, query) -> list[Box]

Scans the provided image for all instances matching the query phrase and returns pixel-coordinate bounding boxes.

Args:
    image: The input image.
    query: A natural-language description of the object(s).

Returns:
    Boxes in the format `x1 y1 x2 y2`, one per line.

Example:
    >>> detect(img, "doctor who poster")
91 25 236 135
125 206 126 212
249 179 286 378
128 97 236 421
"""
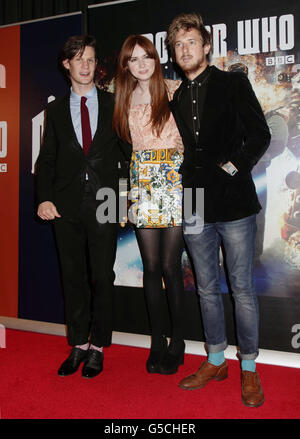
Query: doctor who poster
88 0 300 354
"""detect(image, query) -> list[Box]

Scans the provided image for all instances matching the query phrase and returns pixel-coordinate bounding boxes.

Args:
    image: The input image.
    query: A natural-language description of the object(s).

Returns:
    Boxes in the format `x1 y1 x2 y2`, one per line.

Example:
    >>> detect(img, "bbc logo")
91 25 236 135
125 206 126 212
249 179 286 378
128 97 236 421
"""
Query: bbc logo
265 55 295 66
0 163 7 172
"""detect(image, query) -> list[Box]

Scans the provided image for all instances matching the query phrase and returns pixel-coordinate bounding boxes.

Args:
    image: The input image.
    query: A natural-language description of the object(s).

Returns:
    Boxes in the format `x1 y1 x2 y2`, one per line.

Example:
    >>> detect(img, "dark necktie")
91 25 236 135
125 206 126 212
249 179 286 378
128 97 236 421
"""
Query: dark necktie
81 96 92 155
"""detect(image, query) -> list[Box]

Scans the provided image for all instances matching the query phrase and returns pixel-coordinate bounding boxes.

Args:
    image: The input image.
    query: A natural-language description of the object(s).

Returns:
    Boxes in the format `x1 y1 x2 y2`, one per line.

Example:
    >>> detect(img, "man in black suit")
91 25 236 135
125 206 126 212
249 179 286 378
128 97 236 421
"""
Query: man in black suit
36 35 127 378
167 13 270 407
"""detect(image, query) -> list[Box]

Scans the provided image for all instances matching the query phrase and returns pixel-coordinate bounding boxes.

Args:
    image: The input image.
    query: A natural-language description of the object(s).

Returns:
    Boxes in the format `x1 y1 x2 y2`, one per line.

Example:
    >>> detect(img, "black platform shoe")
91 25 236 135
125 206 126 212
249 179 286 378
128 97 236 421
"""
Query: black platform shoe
160 340 185 375
146 336 168 374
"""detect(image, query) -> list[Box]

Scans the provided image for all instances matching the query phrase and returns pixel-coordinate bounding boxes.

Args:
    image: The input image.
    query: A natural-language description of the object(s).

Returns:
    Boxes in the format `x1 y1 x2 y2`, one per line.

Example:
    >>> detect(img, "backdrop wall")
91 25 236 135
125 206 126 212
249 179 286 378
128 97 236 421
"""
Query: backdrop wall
0 0 300 361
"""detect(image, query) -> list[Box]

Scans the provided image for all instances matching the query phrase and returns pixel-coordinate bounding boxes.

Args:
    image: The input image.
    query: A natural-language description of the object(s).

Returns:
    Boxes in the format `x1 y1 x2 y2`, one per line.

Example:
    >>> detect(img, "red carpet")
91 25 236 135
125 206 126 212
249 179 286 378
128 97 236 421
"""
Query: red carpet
0 329 299 419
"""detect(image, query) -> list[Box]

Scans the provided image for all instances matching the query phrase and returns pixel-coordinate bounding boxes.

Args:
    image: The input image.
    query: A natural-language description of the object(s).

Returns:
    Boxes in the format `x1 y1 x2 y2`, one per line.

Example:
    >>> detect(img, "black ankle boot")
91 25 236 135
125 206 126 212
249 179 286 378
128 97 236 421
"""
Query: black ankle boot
146 336 168 373
160 340 185 374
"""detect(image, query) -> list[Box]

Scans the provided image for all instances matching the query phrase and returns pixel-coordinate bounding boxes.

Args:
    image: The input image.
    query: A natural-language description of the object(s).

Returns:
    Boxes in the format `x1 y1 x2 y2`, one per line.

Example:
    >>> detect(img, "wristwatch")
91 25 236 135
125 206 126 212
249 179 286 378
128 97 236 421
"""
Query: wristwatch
221 161 238 176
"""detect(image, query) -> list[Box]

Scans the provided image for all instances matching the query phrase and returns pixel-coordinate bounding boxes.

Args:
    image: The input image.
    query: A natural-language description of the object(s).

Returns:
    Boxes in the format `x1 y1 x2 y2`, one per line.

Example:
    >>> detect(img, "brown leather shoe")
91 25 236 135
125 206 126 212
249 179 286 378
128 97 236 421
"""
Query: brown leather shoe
179 360 228 390
241 370 265 407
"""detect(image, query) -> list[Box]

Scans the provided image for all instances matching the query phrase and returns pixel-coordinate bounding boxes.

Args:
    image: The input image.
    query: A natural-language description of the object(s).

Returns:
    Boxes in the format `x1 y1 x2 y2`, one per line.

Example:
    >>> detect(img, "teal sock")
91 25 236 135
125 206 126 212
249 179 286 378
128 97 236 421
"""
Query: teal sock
241 359 256 372
208 350 225 366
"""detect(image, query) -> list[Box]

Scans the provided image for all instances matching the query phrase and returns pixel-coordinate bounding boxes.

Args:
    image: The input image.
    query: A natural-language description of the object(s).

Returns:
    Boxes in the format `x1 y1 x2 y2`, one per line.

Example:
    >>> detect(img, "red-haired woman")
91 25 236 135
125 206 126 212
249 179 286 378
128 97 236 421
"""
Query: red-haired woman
113 35 185 374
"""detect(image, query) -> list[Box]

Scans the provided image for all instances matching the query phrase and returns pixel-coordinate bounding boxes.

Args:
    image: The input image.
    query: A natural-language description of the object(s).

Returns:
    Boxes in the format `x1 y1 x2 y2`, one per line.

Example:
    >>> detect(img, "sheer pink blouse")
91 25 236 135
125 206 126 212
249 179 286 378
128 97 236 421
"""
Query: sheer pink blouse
128 79 183 152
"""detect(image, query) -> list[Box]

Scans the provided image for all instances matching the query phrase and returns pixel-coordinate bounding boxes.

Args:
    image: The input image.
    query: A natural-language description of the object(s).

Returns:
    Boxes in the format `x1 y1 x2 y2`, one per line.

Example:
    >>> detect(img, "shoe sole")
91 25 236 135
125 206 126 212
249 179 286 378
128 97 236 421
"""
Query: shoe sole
241 396 265 408
159 354 185 375
57 367 81 377
178 374 228 390
160 364 183 375
58 373 76 377
82 373 102 379
146 368 161 374
82 364 103 379
160 369 179 375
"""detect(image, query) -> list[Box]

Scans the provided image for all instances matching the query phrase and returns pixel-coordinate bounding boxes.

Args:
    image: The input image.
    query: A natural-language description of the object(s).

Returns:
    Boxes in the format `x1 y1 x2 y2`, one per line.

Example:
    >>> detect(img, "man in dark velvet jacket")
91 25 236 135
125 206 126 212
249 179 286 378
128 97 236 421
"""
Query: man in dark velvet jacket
167 13 271 407
36 35 129 379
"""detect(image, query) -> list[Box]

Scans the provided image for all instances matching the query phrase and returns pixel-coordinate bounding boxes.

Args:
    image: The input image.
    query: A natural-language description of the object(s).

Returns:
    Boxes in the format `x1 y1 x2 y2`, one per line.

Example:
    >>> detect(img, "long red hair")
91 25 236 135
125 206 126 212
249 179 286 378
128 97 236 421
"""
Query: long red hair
112 35 171 143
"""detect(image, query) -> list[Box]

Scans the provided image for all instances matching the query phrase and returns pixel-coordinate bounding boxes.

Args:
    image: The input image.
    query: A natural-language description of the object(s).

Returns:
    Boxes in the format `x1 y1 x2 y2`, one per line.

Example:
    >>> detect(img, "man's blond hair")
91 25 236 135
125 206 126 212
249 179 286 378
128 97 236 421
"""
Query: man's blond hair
166 12 212 58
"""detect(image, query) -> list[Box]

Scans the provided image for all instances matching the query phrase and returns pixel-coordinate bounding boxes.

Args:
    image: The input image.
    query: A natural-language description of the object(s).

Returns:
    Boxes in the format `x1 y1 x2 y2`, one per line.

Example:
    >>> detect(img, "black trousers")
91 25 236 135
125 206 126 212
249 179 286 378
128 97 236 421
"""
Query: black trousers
53 182 118 347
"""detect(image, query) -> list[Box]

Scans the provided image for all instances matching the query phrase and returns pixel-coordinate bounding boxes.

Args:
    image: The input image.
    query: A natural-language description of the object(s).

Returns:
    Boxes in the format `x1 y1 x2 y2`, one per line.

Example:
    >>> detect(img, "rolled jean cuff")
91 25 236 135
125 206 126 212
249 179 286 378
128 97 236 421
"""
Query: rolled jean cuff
237 350 259 361
206 339 228 354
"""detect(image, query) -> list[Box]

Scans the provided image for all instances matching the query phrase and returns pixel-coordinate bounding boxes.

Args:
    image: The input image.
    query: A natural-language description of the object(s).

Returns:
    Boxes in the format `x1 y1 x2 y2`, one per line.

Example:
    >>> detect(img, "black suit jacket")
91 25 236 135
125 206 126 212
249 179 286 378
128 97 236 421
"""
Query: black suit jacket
170 66 271 222
36 88 129 217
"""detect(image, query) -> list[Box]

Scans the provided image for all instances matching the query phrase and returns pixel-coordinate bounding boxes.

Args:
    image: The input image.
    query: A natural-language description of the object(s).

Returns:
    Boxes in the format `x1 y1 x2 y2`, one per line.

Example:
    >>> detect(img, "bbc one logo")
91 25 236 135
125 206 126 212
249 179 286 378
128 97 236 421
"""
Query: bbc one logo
266 54 295 66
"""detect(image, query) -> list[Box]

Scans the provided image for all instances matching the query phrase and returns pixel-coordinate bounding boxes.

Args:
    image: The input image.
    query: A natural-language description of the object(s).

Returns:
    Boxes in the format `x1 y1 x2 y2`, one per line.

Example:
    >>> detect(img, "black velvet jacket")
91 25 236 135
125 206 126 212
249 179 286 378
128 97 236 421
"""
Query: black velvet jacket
170 66 271 222
36 88 130 217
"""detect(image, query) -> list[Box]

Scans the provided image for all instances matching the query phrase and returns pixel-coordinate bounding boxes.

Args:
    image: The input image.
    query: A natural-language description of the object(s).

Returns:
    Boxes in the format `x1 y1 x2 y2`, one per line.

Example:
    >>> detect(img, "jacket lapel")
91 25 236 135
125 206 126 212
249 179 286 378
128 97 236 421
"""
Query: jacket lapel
171 68 226 148
58 88 112 156
170 85 195 148
198 66 228 143
59 93 84 154
86 88 111 155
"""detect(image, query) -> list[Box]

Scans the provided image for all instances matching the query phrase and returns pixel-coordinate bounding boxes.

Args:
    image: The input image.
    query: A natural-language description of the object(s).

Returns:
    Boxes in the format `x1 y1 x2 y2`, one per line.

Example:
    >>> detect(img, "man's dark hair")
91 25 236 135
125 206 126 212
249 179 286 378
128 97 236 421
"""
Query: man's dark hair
59 35 99 79
61 35 98 62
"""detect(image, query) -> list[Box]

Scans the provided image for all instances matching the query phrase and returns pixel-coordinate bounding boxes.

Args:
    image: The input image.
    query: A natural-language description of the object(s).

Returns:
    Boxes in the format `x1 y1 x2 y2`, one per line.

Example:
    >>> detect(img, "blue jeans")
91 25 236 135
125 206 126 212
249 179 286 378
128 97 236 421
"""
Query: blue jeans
183 213 259 360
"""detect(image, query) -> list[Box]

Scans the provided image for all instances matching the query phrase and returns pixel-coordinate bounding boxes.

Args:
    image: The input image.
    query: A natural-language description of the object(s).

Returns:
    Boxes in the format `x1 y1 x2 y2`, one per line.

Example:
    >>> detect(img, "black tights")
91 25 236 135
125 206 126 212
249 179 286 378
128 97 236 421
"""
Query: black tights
135 226 185 352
